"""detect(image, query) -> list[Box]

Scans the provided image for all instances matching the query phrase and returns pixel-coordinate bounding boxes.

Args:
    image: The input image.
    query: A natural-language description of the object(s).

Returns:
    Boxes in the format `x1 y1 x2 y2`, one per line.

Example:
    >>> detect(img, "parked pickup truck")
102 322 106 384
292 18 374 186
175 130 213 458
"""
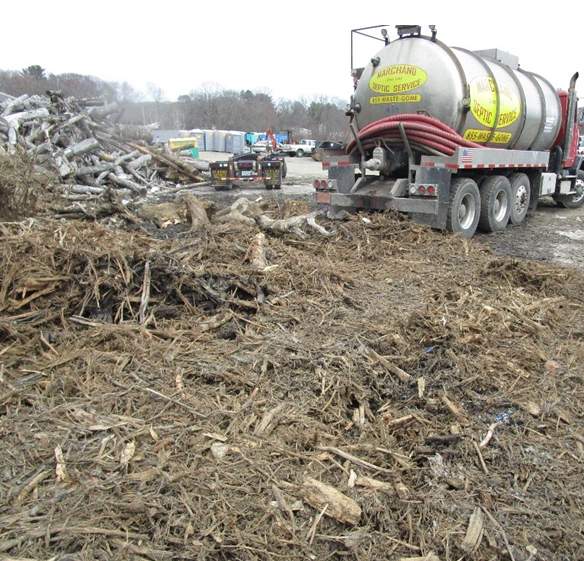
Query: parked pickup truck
279 139 316 157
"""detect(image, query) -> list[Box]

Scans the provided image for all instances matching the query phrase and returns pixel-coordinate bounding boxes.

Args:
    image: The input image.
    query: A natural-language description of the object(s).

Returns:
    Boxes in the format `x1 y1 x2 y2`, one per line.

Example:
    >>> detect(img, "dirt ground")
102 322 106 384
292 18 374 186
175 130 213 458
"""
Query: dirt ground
2 150 584 561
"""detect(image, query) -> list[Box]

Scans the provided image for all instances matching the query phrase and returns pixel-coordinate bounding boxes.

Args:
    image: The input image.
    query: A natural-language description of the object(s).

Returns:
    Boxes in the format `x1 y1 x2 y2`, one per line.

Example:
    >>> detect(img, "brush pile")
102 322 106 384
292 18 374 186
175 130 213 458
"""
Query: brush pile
0 91 205 208
1 199 584 560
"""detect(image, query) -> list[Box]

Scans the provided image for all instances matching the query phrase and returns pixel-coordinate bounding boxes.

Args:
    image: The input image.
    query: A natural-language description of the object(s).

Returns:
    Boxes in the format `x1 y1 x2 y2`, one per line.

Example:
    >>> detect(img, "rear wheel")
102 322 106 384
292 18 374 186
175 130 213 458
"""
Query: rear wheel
508 173 531 224
555 170 584 209
478 175 511 232
446 177 481 238
296 149 305 157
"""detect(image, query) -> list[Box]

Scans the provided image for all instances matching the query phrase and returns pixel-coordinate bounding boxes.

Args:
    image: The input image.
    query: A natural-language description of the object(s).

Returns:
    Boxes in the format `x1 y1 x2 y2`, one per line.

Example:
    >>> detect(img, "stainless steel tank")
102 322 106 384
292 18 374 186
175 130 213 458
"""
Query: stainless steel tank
353 34 562 151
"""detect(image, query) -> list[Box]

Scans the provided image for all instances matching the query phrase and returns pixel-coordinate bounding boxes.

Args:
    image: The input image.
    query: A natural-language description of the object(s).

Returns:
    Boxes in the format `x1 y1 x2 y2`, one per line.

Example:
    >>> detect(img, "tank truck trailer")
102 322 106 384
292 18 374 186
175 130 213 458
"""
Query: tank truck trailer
314 25 584 238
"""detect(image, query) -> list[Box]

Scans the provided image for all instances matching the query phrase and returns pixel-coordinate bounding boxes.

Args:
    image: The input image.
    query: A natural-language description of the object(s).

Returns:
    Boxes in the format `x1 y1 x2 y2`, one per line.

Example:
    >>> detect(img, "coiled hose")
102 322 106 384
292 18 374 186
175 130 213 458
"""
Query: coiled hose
346 114 485 157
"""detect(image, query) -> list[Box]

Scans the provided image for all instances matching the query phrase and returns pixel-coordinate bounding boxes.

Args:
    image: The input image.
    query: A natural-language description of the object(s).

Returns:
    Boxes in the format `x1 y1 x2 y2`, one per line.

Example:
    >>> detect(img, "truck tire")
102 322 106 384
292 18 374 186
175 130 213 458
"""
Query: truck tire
554 170 584 209
478 175 511 232
508 173 531 224
296 149 305 157
446 177 480 238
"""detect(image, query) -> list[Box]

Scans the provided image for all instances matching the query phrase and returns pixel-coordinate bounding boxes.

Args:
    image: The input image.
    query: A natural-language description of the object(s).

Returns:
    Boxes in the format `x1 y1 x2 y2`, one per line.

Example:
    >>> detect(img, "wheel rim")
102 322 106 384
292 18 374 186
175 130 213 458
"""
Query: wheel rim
459 193 476 229
514 184 528 214
573 178 584 204
494 189 509 222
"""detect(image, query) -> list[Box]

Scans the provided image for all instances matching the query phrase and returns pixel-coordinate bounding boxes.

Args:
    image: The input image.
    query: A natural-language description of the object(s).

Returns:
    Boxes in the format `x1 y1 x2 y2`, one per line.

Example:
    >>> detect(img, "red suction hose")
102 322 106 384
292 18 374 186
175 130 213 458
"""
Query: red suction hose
346 114 485 156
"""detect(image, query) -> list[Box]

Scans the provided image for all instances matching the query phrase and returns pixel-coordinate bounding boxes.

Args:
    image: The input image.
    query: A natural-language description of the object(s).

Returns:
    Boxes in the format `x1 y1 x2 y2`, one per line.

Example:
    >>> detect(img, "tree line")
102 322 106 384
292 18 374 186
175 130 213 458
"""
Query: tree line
0 66 351 141
125 83 350 141
8 65 581 143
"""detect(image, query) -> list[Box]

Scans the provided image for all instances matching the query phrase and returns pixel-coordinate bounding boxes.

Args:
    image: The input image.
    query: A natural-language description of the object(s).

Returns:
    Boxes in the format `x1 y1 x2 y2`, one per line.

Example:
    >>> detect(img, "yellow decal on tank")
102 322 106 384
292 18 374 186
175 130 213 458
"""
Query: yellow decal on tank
371 94 422 104
464 129 513 144
491 131 513 143
470 77 520 129
464 129 491 143
470 77 497 127
496 82 520 128
369 65 427 95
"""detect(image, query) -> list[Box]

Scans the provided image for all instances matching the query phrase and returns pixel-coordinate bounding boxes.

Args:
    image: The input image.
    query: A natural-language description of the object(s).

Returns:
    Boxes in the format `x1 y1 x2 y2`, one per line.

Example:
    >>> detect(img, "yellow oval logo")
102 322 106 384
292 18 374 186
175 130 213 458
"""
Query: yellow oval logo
497 82 520 128
369 65 427 95
470 77 520 129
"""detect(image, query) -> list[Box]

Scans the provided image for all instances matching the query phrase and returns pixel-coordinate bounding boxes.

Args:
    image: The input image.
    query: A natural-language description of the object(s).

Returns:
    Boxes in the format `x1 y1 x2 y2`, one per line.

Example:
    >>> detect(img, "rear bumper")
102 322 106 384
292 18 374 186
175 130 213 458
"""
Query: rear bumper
316 191 439 214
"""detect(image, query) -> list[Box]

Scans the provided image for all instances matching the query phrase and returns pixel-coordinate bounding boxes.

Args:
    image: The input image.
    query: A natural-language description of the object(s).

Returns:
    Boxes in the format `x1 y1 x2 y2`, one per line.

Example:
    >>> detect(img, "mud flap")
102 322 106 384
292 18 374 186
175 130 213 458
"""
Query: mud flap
409 166 452 230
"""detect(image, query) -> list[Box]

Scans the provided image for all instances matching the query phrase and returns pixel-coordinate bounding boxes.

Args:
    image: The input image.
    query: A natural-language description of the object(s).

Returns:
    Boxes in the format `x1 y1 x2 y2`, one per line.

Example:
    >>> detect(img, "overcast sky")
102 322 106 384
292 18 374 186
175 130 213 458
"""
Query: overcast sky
3 2 581 103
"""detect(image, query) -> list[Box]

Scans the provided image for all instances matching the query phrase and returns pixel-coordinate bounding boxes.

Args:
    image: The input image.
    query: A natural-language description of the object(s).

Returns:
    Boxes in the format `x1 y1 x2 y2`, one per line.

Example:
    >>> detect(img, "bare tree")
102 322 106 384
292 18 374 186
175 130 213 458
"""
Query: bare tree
116 81 143 104
146 82 165 103
0 65 350 139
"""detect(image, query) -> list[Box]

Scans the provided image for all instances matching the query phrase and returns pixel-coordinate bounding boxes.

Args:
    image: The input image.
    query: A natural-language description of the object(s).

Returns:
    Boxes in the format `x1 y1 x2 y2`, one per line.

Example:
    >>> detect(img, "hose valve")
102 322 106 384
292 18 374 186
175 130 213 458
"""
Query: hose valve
363 147 388 171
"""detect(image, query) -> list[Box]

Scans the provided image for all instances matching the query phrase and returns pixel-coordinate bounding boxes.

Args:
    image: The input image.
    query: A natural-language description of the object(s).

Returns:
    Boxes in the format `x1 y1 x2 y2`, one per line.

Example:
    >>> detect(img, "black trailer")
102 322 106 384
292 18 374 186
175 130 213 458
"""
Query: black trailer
210 152 287 191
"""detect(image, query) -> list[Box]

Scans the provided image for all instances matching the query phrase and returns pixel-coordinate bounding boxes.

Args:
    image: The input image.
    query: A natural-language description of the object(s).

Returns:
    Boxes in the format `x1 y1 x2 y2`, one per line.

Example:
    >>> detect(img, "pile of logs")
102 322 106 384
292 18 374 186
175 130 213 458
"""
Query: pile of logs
0 91 206 201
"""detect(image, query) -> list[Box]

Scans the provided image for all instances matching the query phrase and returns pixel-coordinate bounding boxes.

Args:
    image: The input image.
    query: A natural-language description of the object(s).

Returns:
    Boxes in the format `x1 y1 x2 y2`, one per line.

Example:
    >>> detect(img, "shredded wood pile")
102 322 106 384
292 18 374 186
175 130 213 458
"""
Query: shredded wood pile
1 202 584 561
0 92 205 208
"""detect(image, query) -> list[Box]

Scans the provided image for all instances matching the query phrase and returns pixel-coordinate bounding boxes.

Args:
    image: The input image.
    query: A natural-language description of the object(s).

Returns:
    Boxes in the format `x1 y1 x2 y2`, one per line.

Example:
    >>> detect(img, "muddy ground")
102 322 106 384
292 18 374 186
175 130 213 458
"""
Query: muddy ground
481 199 584 271
1 150 584 561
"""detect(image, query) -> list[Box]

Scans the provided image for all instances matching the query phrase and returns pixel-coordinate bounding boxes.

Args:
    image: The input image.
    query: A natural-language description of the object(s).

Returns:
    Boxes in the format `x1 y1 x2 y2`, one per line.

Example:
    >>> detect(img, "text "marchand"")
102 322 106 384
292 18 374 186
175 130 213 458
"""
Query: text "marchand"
375 66 418 78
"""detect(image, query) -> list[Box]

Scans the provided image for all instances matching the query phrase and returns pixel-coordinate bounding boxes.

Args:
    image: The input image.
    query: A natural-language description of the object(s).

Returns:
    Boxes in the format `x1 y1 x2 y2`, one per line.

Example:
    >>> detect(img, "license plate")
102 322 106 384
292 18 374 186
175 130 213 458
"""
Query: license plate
240 170 252 177
316 192 331 204
213 169 227 179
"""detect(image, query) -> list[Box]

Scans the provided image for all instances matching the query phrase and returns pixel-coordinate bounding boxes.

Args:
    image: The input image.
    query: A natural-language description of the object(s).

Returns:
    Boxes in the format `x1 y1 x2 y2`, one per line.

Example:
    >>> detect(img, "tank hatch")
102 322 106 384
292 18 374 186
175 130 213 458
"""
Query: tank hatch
473 49 519 69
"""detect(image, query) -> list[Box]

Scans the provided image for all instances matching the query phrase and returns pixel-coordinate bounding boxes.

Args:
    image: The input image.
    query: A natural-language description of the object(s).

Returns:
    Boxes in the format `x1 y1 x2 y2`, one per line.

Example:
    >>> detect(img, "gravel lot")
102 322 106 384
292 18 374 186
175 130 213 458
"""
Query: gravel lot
196 150 325 199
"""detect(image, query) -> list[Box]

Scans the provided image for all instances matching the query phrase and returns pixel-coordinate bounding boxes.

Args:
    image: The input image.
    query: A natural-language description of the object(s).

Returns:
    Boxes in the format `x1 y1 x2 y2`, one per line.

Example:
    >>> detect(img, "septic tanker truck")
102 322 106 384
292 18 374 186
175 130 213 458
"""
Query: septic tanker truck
314 25 584 237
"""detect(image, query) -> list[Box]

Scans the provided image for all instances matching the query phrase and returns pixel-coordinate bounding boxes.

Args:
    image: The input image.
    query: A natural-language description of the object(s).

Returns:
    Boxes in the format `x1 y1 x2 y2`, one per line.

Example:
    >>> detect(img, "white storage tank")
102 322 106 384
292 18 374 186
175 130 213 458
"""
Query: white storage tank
353 33 562 150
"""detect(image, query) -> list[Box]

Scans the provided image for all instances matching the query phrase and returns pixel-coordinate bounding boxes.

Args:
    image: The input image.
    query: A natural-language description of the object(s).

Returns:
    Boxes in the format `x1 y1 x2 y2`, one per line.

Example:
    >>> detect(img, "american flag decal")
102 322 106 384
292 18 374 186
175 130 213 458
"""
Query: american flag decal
461 149 474 165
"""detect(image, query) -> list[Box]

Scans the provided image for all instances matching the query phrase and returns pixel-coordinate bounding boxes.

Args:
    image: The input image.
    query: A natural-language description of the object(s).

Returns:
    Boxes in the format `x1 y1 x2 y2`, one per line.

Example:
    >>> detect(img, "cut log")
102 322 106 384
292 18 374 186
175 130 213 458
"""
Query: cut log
4 107 49 125
182 194 210 229
69 185 106 195
1 94 29 117
88 102 122 119
107 173 147 195
63 137 100 158
128 142 204 183
112 124 154 142
246 232 270 271
301 476 361 525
